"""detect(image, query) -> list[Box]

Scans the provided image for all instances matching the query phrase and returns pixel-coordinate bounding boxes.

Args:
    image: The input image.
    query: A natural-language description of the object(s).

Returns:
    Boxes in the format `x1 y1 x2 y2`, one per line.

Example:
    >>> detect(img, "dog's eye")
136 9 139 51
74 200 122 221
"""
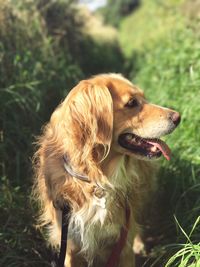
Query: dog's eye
125 98 139 108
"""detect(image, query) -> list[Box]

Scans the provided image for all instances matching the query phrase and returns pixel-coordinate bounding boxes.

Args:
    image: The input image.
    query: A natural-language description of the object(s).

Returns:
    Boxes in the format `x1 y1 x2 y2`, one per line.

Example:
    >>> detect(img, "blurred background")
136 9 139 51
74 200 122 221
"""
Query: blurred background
0 0 200 266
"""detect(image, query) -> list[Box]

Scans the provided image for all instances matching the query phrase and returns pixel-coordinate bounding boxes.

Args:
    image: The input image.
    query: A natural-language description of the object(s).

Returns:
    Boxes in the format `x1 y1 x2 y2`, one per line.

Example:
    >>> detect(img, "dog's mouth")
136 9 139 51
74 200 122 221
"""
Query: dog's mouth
118 133 171 160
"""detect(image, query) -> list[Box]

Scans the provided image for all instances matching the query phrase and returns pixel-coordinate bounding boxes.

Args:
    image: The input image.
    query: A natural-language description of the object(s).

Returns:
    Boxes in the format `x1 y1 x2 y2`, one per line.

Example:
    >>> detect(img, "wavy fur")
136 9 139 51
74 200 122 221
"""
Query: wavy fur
33 73 180 267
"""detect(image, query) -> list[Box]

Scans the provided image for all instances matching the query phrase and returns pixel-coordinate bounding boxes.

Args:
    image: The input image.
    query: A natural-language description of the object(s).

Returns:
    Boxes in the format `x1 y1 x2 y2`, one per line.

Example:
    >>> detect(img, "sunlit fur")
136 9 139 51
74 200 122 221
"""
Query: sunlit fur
33 73 179 267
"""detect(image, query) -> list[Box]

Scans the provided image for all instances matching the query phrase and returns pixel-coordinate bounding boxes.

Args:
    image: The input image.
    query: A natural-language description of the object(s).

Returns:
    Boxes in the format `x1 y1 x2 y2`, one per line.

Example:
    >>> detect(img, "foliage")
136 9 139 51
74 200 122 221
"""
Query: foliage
119 0 200 265
100 0 140 27
0 0 124 266
1 0 200 265
165 217 200 267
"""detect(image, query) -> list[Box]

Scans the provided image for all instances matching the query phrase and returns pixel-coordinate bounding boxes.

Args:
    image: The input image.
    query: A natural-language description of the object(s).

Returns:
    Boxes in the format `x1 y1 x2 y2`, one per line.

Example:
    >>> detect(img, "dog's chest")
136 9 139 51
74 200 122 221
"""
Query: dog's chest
69 169 132 255
69 197 125 256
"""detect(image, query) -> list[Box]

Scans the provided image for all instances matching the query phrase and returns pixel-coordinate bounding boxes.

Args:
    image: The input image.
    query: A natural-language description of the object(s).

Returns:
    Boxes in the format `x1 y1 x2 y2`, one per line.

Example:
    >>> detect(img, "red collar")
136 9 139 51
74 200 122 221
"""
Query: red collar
105 201 131 267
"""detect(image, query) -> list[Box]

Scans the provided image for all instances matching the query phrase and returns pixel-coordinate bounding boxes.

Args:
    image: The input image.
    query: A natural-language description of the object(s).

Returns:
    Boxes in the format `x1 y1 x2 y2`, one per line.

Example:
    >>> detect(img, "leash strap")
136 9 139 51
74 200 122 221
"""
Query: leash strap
51 155 88 267
51 204 71 267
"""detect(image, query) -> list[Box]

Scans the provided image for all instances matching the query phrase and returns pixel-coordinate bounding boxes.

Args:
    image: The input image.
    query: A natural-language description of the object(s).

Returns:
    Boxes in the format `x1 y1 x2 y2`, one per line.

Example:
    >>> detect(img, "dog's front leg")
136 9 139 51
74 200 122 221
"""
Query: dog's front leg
64 240 87 267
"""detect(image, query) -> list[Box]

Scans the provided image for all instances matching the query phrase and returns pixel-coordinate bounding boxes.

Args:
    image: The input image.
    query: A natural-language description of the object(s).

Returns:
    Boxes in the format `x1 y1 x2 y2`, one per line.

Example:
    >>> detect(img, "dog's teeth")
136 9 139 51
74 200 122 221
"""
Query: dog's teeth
151 146 157 152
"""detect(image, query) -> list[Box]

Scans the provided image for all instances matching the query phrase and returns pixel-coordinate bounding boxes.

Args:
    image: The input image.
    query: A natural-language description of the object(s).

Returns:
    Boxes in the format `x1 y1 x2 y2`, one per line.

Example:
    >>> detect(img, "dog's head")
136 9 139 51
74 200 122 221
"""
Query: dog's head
51 73 180 164
102 74 181 161
35 73 181 209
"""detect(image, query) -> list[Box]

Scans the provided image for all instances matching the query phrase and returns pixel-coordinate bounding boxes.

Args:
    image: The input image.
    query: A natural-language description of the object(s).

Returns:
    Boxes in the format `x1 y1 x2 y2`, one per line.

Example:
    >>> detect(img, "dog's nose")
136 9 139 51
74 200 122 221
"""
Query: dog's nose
170 112 181 126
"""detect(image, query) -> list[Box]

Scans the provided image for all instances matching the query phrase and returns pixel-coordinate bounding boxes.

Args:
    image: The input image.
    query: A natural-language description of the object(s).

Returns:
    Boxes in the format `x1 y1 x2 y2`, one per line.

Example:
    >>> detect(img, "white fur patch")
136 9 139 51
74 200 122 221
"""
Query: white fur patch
93 195 106 209
68 195 108 257
66 156 133 262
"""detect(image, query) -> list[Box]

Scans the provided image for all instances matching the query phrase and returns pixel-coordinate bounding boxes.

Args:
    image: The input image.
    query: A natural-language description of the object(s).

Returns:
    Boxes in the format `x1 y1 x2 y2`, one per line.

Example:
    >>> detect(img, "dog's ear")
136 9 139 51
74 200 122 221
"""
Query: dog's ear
33 80 113 211
67 80 113 163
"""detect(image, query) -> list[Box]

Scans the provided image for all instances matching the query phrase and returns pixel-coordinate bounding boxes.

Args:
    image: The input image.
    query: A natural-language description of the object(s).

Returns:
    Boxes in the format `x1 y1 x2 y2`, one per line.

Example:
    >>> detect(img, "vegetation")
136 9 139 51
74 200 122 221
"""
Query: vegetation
0 0 123 266
1 0 200 266
99 0 140 27
119 0 200 265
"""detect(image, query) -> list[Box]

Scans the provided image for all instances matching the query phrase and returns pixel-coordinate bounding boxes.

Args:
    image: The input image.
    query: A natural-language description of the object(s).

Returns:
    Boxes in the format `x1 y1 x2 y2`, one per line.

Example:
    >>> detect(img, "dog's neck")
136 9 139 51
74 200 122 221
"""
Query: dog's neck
100 151 135 196
100 151 124 178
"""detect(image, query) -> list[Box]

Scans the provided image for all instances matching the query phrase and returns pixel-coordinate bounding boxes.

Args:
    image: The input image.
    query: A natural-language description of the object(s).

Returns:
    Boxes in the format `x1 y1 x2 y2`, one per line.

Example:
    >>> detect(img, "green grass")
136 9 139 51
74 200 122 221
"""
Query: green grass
119 0 185 57
119 0 200 265
165 217 200 267
1 0 200 266
0 0 124 266
0 179 51 267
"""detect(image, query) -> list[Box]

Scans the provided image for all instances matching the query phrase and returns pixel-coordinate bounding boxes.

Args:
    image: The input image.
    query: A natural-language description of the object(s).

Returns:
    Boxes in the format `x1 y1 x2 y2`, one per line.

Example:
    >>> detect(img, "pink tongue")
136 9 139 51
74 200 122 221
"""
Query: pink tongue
147 140 171 161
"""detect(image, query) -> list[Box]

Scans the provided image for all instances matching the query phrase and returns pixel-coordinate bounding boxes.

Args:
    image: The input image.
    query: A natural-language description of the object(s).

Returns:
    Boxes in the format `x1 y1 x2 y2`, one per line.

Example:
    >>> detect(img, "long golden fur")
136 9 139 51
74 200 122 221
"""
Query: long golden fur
33 73 180 267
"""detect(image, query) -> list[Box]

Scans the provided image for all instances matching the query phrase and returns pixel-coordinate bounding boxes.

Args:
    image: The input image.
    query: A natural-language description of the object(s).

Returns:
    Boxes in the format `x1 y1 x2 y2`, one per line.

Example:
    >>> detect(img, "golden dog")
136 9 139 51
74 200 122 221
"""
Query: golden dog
33 74 180 267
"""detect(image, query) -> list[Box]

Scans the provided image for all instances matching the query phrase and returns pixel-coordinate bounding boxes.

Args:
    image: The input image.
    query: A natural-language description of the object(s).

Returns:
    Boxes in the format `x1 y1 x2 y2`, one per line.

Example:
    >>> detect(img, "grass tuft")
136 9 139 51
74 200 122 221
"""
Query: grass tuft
165 217 200 267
